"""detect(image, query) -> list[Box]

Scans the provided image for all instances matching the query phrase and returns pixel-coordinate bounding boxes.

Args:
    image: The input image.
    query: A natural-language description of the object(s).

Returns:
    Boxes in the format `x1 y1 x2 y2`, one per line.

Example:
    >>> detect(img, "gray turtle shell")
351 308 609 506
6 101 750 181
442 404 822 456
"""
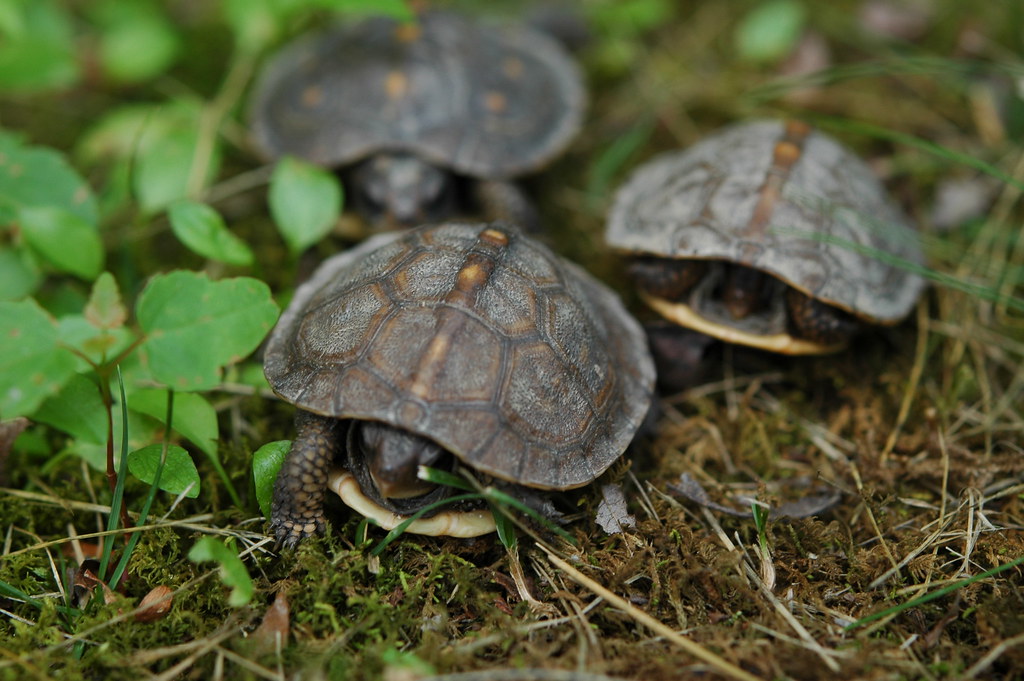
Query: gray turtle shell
606 119 925 322
249 11 585 178
264 222 654 491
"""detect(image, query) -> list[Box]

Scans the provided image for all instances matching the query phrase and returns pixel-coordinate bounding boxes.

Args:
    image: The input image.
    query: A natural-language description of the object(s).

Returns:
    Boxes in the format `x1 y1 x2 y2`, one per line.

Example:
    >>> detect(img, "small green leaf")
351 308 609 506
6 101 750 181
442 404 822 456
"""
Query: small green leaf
168 200 254 266
188 537 253 606
0 2 25 38
76 102 197 165
588 0 673 36
33 372 106 443
735 0 807 63
71 407 160 471
136 271 279 390
129 389 218 458
98 9 180 84
18 206 104 280
315 0 414 20
252 440 291 519
84 272 127 330
134 128 221 215
269 156 342 255
0 129 97 224
0 246 41 300
128 444 200 498
222 0 279 53
0 299 77 416
57 314 136 367
0 0 79 93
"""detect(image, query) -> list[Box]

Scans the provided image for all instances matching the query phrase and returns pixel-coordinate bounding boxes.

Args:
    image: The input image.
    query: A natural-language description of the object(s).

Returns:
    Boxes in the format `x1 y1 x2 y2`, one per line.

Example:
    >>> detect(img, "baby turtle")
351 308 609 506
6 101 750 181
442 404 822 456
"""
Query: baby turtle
264 222 654 547
249 11 585 231
606 119 926 354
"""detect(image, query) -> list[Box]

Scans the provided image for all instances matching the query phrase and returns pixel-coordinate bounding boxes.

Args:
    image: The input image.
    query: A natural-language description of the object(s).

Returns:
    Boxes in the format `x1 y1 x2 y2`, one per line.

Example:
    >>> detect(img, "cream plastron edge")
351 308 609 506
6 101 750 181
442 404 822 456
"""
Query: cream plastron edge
327 466 498 538
641 292 846 356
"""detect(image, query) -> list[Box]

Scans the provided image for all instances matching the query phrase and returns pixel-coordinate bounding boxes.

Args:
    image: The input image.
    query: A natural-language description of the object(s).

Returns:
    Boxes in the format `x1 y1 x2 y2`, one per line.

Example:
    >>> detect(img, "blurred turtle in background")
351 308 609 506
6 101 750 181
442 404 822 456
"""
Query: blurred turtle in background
249 10 585 234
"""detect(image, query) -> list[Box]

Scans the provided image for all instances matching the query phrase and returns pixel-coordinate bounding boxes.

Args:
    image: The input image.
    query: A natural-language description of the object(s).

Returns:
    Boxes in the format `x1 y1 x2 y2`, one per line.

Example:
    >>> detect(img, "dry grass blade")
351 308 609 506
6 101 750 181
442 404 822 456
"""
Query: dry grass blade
539 545 761 681
699 509 841 673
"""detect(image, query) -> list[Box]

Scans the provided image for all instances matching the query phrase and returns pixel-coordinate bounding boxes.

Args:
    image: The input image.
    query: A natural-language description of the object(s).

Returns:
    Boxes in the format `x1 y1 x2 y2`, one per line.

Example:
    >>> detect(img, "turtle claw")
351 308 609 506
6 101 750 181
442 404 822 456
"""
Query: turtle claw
270 516 325 550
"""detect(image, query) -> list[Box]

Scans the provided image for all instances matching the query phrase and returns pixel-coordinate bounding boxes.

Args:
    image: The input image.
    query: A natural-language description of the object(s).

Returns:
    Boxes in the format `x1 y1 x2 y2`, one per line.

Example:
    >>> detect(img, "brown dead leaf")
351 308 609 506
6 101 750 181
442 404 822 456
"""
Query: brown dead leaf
252 591 290 651
71 561 117 609
595 483 635 534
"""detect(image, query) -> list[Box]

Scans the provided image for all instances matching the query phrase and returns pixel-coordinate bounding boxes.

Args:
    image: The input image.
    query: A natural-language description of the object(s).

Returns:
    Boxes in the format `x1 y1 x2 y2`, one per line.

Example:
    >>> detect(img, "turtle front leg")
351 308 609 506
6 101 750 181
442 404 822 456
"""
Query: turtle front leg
270 411 339 549
785 288 859 346
474 179 540 233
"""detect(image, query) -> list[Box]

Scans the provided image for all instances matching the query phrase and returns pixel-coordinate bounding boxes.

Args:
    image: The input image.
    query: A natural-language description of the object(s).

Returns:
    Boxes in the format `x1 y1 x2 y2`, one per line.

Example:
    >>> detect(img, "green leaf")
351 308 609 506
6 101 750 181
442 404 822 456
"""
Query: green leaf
129 389 218 458
0 245 41 300
222 0 280 53
71 407 160 471
97 8 181 84
586 117 655 210
252 440 290 519
136 271 279 390
269 157 342 256
84 272 127 330
0 299 77 416
0 0 79 93
188 537 253 606
57 314 136 368
33 372 106 443
168 200 254 266
76 102 198 165
314 0 413 20
588 0 673 36
734 0 807 63
0 2 25 38
18 206 104 280
0 130 98 225
128 444 200 498
134 128 221 215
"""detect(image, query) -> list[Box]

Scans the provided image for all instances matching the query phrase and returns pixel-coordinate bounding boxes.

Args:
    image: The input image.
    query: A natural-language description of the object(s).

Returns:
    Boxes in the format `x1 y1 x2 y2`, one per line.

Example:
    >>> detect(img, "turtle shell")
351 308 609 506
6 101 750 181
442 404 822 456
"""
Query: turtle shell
249 11 585 178
264 222 654 490
606 119 925 324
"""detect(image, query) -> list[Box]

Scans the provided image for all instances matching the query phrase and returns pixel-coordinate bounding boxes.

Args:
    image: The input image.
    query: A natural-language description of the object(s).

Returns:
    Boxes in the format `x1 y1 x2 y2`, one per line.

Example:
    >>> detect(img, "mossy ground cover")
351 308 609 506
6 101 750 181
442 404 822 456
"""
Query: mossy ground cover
1 1 1023 680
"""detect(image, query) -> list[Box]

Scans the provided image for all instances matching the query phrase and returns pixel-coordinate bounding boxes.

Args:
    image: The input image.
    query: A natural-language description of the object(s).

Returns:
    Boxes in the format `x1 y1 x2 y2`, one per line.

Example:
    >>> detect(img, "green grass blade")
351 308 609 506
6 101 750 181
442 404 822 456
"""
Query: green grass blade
98 366 130 581
771 226 1024 312
109 388 174 590
0 579 43 608
808 114 1024 193
368 493 485 557
481 488 577 546
745 57 1024 106
844 554 1024 631
488 502 517 550
417 466 476 491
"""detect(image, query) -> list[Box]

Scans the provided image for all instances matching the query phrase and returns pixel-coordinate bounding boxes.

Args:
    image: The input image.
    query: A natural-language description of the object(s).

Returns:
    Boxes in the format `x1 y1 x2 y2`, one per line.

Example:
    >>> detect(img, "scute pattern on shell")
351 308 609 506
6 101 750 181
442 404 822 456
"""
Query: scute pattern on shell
264 223 654 490
606 119 925 322
249 11 585 177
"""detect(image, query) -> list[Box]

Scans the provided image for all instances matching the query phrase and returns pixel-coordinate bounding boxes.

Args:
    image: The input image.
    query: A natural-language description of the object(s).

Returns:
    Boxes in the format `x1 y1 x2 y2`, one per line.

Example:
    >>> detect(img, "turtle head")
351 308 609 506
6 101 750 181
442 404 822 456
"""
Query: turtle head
348 153 455 229
353 421 447 501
